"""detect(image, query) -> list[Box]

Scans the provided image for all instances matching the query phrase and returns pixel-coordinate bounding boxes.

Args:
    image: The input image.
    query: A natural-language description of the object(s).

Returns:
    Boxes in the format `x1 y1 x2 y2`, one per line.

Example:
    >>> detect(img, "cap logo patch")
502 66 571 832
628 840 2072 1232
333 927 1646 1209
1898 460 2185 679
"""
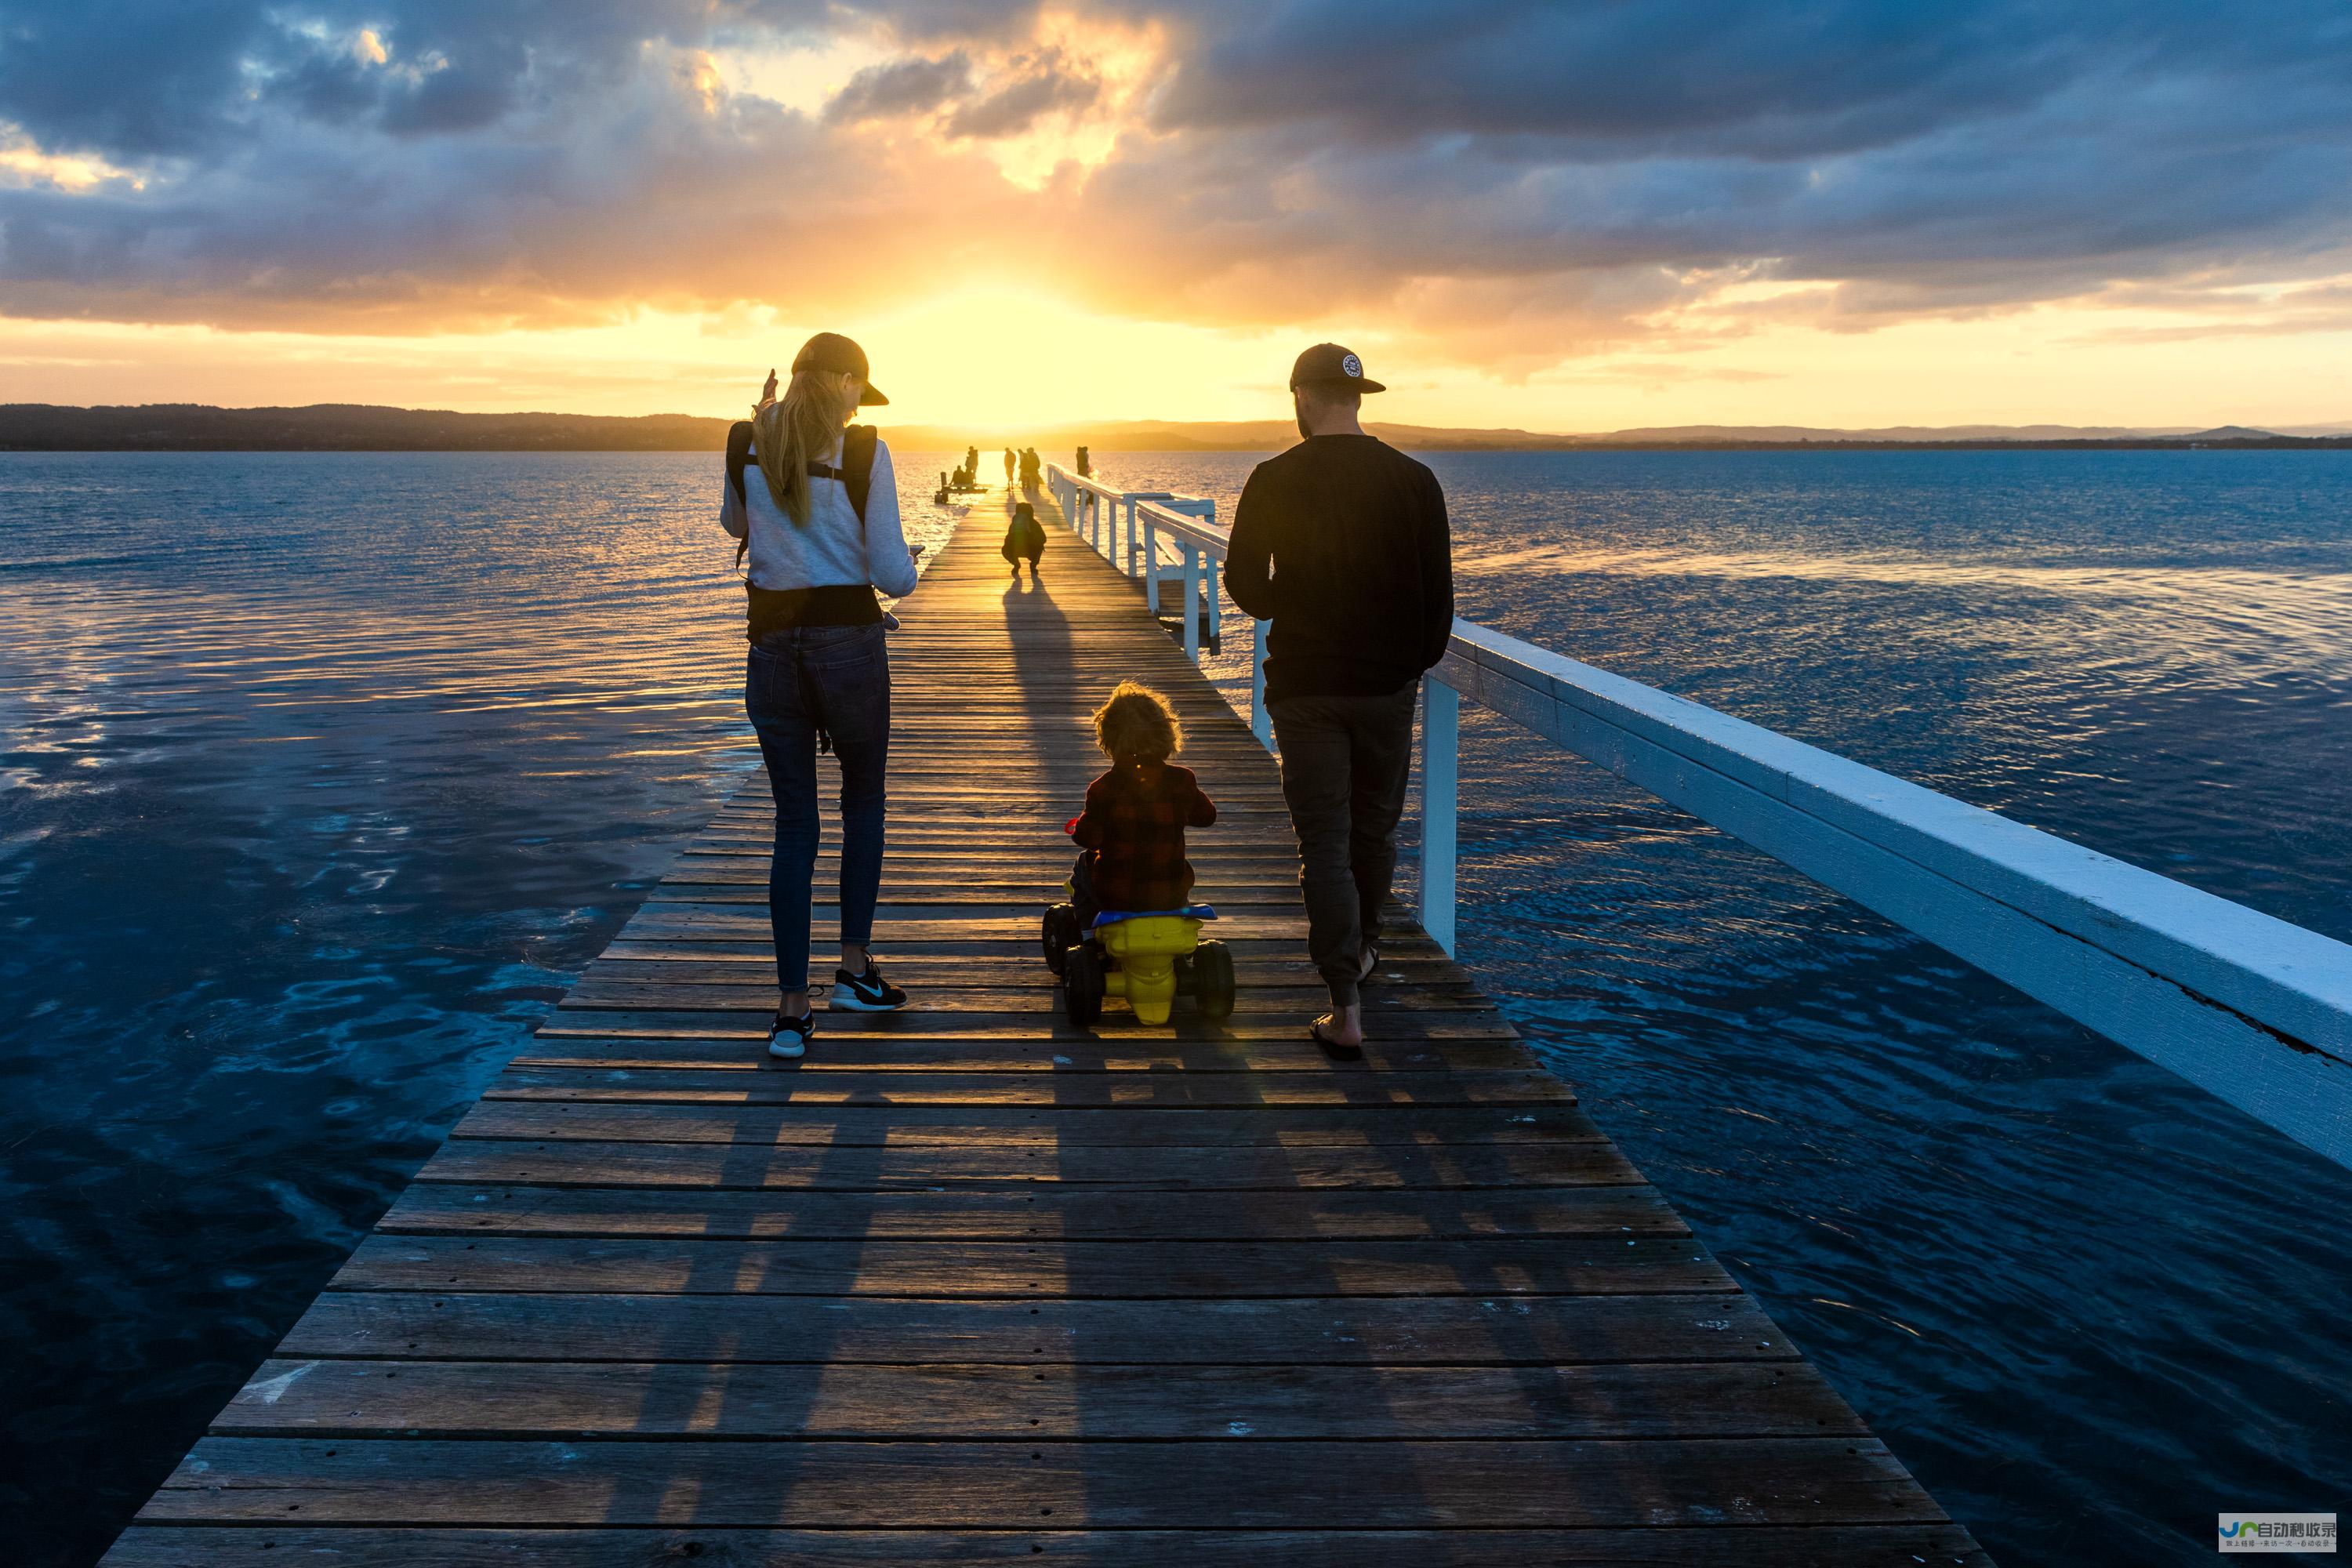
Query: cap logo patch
1341 353 1363 379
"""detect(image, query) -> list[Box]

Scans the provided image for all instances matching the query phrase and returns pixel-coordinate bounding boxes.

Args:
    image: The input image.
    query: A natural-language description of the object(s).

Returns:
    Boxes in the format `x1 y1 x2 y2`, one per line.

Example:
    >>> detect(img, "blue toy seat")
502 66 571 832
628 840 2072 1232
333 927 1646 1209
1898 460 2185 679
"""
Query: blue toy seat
1090 904 1216 930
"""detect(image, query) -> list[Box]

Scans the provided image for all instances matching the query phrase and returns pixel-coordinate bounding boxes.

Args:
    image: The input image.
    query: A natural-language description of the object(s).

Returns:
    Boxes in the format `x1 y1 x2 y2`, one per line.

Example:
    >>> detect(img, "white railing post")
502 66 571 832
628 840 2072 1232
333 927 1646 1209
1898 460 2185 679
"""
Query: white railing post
1418 677 1458 956
1142 514 1160 612
1181 543 1201 660
1250 620 1272 747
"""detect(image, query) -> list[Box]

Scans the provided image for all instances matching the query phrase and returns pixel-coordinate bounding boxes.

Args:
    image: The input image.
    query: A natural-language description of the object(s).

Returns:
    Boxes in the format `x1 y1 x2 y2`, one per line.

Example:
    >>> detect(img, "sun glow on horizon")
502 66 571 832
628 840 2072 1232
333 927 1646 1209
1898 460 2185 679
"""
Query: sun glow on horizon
0 292 1295 430
4 281 2350 435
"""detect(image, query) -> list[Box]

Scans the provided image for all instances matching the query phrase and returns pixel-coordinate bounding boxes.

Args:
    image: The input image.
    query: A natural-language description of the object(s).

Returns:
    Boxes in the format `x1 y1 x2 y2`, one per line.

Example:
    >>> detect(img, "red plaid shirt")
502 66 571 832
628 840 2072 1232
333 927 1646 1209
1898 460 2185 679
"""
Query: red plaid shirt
1068 760 1218 911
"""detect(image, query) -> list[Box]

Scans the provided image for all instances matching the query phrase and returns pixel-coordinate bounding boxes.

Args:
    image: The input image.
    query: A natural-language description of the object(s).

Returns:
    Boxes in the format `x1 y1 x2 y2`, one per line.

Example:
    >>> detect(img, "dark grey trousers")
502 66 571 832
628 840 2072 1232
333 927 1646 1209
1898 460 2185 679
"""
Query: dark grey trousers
1268 684 1419 1007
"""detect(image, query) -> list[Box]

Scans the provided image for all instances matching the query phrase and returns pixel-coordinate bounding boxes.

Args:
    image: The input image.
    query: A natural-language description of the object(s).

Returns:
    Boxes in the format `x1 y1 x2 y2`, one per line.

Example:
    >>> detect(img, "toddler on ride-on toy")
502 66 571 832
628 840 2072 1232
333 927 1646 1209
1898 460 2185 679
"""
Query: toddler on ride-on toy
1042 681 1235 1025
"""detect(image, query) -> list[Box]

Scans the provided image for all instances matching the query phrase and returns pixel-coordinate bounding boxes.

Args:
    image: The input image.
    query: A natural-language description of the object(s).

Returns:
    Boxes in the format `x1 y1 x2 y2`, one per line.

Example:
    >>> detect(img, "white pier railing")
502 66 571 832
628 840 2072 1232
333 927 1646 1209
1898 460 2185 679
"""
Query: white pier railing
1044 461 2352 1170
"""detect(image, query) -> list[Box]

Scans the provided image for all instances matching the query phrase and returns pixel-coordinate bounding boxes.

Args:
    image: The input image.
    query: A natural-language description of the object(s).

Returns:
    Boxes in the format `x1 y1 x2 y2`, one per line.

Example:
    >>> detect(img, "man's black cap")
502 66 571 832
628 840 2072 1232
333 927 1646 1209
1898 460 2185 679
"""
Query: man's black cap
1289 342 1385 394
793 331 888 405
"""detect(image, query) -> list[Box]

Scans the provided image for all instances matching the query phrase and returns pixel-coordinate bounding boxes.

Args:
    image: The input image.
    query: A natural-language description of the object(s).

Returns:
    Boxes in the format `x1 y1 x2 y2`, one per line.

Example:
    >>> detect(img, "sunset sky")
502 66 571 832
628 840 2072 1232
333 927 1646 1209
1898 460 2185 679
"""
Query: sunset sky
4 2 2350 433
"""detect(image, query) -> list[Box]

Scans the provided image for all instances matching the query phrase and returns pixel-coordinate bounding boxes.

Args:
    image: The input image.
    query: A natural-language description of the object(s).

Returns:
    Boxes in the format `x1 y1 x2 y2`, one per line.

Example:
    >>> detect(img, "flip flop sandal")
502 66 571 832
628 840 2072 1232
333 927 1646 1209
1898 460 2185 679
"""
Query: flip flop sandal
1309 1019 1363 1061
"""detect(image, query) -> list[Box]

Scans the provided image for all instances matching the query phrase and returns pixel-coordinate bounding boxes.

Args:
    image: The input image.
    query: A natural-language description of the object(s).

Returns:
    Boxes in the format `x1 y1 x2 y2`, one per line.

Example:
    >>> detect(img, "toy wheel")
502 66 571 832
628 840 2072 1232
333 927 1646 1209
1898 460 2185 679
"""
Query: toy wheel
1042 903 1080 975
1063 942 1105 1027
1193 939 1236 1021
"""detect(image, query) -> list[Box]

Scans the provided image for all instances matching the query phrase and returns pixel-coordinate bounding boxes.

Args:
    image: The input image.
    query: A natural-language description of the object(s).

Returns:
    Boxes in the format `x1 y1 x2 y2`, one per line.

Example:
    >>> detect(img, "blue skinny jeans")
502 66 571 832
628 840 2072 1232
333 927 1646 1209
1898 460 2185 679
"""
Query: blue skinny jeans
744 623 890 993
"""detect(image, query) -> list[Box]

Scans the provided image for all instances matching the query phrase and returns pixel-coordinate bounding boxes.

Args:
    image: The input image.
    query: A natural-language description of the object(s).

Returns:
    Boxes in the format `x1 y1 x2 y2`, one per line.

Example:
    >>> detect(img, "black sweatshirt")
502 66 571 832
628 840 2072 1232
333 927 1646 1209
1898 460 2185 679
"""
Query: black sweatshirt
1225 434 1454 702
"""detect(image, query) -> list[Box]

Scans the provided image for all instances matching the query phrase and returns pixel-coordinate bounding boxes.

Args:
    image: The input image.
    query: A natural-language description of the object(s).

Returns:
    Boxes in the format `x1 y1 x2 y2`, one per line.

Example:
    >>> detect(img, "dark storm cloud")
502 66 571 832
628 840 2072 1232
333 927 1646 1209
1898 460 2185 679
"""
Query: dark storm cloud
2 0 2350 344
0 0 268 156
1147 0 2350 155
0 1 833 155
1082 0 2352 321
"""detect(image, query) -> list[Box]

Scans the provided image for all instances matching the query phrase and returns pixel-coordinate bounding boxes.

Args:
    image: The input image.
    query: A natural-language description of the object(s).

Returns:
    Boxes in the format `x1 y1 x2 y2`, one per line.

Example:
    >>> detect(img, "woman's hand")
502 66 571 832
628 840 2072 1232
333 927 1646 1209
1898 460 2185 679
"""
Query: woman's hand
758 367 778 407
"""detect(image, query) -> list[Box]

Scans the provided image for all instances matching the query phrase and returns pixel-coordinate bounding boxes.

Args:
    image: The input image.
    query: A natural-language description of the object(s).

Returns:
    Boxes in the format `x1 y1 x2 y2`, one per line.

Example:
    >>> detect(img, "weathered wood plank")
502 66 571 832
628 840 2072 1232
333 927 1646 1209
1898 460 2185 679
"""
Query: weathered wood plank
375 1181 1686 1240
105 1526 1997 1566
328 1234 1733 1298
508 1036 1540 1073
413 1136 1636 1190
478 1065 1572 1106
561 978 1498 1011
447 1099 1603 1146
276 1290 1791 1365
528 1006 1523 1043
137 1436 1947 1527
215 1359 1864 1439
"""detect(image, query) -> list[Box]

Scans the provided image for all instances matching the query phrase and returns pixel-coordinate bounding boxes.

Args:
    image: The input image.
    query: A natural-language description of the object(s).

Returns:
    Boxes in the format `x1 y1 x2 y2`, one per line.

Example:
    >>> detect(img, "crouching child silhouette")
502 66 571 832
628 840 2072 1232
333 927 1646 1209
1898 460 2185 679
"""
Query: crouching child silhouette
1066 682 1216 925
1002 501 1046 578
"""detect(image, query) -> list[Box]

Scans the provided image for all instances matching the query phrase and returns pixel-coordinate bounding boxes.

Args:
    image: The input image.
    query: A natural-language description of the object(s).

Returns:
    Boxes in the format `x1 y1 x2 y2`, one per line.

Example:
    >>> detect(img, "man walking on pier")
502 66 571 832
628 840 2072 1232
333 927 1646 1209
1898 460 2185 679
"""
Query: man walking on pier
1226 344 1454 1054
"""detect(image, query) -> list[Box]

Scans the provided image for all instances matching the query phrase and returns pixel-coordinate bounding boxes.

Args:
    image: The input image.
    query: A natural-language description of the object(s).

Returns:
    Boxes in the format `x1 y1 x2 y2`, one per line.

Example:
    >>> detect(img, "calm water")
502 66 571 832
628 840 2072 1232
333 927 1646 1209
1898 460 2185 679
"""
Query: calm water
4 448 2350 1565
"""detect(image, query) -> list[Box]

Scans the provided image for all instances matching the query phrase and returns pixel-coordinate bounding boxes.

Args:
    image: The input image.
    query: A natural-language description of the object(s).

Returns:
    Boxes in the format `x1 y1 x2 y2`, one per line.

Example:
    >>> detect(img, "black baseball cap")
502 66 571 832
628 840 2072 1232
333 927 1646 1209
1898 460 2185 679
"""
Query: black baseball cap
1289 342 1385 394
793 331 888 405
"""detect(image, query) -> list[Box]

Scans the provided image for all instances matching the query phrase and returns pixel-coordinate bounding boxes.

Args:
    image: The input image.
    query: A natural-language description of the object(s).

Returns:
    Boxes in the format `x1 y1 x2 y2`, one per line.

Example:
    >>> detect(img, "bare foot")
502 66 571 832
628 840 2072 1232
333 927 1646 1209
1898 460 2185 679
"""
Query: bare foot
1310 1004 1365 1056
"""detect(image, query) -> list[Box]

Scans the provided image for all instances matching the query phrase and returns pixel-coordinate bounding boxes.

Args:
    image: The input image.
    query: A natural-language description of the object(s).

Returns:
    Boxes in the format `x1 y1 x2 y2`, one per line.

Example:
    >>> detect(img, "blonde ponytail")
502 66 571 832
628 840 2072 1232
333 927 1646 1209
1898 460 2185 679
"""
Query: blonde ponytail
753 368 858 526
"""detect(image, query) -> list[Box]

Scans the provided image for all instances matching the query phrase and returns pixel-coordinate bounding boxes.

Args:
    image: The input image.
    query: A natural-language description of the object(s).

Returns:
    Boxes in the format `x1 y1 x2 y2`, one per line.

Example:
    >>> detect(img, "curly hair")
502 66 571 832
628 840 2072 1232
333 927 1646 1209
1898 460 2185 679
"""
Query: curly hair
1092 681 1183 763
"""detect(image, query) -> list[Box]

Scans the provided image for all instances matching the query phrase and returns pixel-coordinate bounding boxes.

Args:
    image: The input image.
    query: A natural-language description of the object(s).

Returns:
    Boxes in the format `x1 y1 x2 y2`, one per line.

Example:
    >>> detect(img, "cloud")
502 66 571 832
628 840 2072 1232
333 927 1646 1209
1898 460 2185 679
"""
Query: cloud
0 0 268 157
1 0 2349 370
946 48 1102 138
826 52 972 123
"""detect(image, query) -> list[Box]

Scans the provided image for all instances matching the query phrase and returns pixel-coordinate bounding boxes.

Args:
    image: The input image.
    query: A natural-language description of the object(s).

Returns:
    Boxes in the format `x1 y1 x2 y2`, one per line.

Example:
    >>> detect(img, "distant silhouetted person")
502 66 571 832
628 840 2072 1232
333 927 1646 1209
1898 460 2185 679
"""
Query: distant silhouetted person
966 445 980 477
1076 445 1092 477
1004 448 1017 486
1225 343 1452 1058
1003 500 1046 577
1019 448 1042 488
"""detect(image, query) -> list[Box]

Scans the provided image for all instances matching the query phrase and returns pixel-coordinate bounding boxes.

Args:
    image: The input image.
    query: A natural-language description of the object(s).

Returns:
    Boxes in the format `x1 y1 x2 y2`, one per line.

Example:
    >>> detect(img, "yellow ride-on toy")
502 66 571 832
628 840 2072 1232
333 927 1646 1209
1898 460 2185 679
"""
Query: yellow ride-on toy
1042 898 1235 1026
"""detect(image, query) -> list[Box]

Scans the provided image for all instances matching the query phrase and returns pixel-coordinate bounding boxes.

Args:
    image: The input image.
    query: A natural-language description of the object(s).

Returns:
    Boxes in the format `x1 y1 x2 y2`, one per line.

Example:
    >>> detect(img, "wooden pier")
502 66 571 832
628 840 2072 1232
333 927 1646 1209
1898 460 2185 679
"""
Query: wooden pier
103 499 1987 1565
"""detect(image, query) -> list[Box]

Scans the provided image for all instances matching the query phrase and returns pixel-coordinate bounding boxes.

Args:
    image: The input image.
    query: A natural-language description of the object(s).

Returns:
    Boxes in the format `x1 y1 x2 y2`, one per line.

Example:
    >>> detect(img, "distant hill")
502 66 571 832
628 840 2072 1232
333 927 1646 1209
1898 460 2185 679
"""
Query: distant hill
1577 423 2199 443
2 403 2347 452
0 405 1583 453
2179 426 2285 442
0 403 734 452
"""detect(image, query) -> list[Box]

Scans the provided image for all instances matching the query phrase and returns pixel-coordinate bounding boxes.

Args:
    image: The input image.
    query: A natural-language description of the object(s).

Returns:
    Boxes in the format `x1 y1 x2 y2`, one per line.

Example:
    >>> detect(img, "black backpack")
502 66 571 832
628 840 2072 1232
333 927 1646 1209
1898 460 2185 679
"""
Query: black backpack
728 421 879 572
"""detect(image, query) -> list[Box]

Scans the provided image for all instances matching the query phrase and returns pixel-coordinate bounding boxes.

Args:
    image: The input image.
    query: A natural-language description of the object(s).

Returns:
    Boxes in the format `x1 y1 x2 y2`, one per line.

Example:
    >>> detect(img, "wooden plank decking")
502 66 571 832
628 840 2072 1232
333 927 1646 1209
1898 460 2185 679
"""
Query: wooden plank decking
103 496 1987 1565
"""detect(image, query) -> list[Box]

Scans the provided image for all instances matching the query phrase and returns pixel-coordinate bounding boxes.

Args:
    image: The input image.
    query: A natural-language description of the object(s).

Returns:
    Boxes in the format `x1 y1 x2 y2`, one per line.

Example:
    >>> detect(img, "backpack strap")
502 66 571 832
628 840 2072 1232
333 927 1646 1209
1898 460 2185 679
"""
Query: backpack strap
726 420 757 507
840 424 878 527
732 423 880 572
727 420 757 569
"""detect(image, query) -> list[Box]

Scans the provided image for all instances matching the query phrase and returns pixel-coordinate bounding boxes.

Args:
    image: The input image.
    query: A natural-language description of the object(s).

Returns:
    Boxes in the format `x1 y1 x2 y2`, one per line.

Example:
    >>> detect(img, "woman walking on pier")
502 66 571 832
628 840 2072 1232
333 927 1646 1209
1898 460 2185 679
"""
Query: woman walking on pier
720 332 923 1058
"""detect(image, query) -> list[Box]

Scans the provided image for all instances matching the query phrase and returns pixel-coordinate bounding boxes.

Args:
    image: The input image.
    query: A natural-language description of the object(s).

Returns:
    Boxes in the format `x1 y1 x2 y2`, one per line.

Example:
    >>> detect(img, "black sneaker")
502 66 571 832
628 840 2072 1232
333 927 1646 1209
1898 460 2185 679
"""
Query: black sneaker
768 1009 813 1059
831 961 908 1011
